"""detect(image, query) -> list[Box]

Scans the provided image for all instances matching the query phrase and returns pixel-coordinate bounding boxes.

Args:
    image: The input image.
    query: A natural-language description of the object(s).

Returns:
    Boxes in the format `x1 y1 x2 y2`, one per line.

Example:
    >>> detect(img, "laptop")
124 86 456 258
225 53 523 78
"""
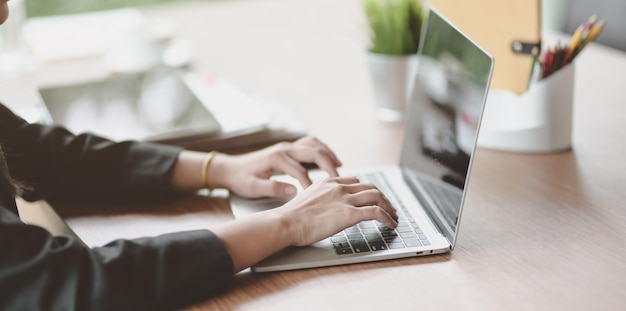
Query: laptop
230 8 494 272
36 67 222 143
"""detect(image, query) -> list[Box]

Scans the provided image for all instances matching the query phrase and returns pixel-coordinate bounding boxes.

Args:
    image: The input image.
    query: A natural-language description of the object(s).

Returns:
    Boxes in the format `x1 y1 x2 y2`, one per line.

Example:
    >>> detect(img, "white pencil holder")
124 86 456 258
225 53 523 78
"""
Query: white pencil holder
477 63 575 153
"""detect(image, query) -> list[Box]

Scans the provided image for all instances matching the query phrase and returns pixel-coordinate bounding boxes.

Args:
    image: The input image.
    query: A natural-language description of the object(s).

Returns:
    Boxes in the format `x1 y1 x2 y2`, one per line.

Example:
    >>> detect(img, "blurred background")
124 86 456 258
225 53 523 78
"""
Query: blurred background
27 0 195 17
543 0 625 51
25 0 626 52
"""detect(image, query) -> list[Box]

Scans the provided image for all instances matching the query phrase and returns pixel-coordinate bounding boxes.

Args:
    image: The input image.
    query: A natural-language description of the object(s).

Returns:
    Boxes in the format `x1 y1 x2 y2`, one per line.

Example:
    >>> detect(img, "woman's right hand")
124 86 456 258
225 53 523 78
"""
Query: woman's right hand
272 176 398 247
212 176 398 272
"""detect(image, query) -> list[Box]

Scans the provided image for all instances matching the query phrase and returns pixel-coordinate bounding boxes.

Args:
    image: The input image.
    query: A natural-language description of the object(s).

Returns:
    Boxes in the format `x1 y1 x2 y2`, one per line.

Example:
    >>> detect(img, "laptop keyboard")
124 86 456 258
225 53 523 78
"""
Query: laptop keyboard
331 173 431 255
411 173 462 228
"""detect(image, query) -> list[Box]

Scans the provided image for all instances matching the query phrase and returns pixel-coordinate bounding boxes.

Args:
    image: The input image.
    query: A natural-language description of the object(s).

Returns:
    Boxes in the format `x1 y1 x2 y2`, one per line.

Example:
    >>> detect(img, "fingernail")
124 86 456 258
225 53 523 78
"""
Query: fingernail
284 186 296 196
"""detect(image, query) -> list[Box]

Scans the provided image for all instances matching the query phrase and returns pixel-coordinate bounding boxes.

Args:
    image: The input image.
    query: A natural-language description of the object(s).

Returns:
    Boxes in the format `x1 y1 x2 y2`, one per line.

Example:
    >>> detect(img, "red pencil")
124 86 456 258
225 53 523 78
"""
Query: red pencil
542 49 555 78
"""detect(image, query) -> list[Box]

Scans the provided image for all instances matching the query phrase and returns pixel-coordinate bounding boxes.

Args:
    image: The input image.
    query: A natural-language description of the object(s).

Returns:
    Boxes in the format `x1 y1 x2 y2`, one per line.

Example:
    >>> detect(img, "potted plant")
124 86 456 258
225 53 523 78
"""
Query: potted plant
361 0 426 122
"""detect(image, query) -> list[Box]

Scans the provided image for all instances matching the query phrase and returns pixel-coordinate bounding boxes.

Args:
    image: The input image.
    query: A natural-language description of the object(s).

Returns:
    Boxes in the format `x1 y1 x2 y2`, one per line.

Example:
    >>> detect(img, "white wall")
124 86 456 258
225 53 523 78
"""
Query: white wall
542 0 626 51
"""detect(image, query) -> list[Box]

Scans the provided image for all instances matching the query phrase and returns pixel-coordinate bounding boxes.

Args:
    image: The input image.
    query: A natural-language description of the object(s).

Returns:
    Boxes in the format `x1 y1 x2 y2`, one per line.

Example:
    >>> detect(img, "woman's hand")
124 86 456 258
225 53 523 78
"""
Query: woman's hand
212 176 398 272
273 176 398 246
209 136 342 198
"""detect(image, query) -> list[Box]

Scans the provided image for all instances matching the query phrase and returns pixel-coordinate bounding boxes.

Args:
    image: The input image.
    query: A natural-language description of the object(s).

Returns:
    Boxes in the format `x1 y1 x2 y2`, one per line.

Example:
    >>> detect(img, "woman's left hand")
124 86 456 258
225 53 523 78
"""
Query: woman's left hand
209 136 342 198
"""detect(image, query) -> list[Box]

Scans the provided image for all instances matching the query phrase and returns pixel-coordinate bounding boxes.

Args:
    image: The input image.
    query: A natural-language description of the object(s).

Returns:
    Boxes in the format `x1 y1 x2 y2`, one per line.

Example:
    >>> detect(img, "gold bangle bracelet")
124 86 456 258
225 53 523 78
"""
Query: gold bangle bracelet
201 151 218 189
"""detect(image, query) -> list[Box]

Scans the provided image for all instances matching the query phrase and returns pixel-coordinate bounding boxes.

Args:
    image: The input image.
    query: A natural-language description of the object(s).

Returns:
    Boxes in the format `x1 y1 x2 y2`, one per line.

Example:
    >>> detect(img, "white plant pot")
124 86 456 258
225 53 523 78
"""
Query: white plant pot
366 52 418 122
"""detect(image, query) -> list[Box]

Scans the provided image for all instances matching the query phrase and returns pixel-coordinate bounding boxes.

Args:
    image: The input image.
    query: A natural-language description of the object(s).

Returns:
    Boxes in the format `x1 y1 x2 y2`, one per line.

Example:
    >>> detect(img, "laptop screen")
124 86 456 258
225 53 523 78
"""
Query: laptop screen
399 9 493 247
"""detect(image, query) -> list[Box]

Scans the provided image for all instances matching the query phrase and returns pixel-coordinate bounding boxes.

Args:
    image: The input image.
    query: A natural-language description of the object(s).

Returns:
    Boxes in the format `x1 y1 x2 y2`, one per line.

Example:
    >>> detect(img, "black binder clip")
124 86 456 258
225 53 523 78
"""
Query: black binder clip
511 41 541 55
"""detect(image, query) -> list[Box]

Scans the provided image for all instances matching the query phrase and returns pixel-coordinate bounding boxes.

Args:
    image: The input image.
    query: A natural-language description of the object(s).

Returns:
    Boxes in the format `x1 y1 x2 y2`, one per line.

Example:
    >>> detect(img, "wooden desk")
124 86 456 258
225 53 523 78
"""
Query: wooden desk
11 0 626 310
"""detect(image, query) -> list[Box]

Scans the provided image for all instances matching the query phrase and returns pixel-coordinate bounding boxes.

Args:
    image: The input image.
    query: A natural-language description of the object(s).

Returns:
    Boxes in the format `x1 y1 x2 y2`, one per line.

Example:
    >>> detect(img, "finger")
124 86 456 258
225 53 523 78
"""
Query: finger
300 136 342 167
251 179 297 198
288 147 340 177
273 154 313 188
354 205 398 229
316 158 340 178
346 189 398 220
336 182 378 193
324 176 360 185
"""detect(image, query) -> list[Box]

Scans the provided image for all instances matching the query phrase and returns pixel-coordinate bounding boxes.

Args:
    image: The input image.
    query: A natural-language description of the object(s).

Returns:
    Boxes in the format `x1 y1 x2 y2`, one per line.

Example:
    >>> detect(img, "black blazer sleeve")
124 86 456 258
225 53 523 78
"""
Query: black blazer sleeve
0 207 234 310
0 103 235 310
0 103 182 201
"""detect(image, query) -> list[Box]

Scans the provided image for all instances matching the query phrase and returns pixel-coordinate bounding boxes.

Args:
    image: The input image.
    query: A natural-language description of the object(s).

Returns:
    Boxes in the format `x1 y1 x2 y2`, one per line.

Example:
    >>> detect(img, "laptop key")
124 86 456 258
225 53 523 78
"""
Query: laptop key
396 225 414 233
352 242 371 253
403 238 422 248
379 226 394 232
381 231 398 237
384 236 402 243
358 222 376 229
347 233 364 240
368 241 388 251
345 227 360 234
399 232 418 239
336 248 354 255
387 242 406 249
361 228 379 235
364 234 383 242
333 242 350 249
330 236 347 243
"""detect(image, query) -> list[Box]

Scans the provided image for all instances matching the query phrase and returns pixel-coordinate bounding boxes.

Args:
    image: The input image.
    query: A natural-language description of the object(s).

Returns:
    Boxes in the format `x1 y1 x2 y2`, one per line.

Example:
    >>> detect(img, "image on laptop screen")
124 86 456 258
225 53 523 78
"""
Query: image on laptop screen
399 9 493 245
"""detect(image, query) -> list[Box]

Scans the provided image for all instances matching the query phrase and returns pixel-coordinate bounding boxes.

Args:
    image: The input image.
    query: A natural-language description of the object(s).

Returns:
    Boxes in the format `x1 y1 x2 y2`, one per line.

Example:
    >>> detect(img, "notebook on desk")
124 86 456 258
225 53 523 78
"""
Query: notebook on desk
230 8 494 272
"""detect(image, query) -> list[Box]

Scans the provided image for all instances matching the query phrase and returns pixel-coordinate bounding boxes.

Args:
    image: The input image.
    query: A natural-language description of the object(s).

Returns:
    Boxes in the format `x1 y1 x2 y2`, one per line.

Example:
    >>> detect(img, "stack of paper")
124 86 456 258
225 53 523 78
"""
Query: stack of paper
172 73 306 153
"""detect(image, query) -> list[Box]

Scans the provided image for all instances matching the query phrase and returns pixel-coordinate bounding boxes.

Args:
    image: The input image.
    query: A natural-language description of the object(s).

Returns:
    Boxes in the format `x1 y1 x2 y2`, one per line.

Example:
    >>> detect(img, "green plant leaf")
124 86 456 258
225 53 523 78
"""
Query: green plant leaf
361 0 426 55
